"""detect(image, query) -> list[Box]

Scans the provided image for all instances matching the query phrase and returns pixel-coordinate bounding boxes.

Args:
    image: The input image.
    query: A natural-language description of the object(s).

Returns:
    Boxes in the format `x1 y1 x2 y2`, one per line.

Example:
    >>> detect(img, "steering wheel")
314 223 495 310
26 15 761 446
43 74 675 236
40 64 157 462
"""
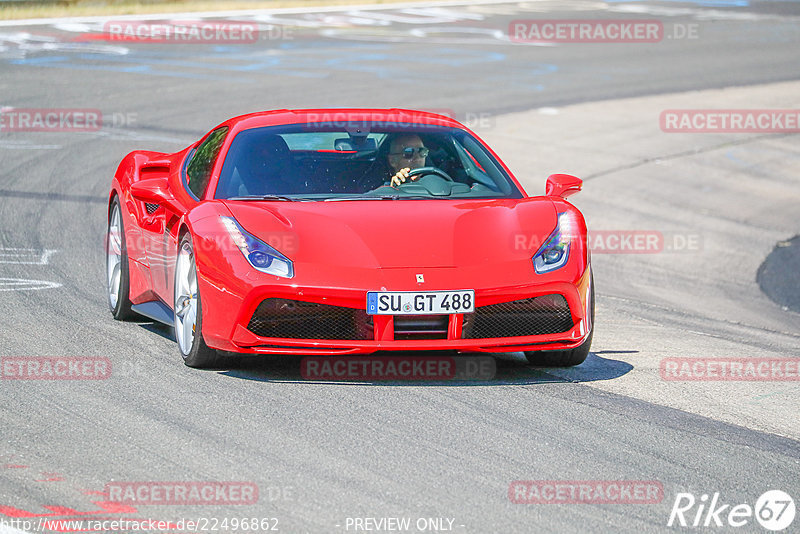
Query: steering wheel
406 166 454 182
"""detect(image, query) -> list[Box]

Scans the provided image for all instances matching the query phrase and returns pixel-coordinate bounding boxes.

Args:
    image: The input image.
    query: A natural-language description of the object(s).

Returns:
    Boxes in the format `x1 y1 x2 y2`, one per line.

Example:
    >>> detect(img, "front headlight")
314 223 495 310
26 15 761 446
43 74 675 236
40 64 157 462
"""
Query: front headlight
532 212 572 274
220 216 294 278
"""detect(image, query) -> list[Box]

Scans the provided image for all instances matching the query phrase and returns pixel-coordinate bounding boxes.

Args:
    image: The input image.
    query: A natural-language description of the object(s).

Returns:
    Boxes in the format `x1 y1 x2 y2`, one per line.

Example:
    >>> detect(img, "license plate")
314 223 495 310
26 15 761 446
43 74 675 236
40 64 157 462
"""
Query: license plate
366 290 475 315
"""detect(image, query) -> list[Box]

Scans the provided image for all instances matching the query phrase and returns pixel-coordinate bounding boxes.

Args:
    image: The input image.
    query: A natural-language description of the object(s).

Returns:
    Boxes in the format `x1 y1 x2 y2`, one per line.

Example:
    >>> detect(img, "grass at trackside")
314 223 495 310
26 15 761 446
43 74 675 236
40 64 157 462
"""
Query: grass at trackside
0 0 413 20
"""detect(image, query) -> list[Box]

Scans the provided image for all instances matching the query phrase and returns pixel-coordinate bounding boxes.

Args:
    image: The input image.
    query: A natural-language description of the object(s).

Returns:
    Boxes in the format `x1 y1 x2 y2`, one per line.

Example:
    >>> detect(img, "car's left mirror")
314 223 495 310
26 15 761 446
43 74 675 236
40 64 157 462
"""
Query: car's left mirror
545 174 582 198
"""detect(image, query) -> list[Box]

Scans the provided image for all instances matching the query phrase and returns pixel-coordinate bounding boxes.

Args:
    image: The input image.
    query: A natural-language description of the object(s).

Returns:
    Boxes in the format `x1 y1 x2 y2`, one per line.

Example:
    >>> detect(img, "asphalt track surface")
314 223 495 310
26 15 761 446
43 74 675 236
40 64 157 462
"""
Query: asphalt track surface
1 1 799 533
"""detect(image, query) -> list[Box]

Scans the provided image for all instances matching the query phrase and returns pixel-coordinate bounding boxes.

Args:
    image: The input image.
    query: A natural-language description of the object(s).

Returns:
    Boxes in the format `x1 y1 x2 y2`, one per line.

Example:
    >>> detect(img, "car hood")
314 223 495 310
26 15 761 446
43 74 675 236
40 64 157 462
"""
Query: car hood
221 198 557 269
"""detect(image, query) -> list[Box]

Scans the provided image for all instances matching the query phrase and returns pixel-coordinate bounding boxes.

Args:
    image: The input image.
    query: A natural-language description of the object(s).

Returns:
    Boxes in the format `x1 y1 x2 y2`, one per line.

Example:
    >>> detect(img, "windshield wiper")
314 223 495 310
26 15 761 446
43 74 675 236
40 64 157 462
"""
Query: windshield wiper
378 195 438 200
226 195 299 202
324 196 385 201
325 195 436 201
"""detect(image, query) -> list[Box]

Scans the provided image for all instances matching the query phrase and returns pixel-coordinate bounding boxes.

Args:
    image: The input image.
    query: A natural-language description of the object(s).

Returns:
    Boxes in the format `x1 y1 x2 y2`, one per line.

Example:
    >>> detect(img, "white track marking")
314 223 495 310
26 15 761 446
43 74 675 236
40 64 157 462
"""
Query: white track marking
0 31 129 55
0 248 58 265
0 0 520 27
0 278 62 292
608 4 799 22
0 141 63 150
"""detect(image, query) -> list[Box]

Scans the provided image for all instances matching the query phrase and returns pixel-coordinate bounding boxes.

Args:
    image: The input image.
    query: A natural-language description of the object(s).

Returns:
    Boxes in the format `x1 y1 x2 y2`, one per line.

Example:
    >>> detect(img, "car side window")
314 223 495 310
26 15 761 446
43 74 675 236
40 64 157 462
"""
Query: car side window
186 126 228 199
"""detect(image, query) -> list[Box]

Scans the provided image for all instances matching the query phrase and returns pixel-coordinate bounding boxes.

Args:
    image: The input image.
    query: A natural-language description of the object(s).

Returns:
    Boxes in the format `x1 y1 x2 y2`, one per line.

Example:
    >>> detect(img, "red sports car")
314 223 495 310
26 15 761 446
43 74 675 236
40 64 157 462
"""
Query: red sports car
106 109 593 368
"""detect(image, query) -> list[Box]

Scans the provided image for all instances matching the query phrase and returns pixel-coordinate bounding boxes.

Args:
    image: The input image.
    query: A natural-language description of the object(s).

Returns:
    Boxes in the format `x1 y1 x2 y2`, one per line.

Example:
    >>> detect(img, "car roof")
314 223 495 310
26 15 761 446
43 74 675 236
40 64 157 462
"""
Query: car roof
216 108 466 134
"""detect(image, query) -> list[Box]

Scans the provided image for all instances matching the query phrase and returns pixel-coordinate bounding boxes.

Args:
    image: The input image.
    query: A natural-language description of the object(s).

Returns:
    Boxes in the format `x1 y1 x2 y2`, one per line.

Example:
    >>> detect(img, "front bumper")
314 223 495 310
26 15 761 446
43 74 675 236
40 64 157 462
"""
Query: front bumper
228 321 590 355
198 264 593 355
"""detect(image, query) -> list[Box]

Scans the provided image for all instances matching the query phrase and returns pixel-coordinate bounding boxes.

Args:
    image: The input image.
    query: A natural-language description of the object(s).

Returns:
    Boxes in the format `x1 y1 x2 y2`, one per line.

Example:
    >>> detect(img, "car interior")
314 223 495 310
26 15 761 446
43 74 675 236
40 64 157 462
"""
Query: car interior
215 126 518 199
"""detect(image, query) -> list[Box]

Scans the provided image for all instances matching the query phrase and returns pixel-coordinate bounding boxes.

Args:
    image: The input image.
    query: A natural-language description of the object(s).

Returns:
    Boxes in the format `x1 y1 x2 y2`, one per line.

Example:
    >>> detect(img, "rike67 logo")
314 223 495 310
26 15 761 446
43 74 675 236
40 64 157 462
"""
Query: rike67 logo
668 490 795 531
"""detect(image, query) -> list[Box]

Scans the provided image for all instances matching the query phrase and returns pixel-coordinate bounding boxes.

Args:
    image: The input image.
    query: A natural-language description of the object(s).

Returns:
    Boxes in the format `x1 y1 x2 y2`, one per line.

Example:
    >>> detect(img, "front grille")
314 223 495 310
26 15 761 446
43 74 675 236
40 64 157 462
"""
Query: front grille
145 202 159 214
394 314 449 340
462 294 573 339
247 298 372 340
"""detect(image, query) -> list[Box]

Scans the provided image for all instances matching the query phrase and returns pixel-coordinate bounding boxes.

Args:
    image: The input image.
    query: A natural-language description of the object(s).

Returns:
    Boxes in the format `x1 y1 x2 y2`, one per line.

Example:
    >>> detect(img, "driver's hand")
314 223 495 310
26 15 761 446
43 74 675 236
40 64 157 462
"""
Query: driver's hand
390 167 417 187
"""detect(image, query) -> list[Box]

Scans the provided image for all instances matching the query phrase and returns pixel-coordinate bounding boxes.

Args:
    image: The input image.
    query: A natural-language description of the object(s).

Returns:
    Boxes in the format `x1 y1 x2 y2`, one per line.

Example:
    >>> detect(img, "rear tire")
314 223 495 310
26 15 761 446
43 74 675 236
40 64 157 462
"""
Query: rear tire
106 197 136 320
174 234 225 369
525 274 594 367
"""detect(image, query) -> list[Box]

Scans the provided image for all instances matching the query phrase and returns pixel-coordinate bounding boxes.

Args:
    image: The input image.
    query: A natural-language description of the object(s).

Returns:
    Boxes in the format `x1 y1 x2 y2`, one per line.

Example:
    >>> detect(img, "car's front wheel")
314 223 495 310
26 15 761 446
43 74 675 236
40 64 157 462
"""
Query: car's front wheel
106 197 136 320
174 234 223 368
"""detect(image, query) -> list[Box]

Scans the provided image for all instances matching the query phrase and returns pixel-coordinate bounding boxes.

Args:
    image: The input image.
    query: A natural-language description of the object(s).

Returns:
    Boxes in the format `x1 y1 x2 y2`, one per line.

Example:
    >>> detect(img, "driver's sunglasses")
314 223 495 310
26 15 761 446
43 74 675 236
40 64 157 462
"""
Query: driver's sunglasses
390 147 429 159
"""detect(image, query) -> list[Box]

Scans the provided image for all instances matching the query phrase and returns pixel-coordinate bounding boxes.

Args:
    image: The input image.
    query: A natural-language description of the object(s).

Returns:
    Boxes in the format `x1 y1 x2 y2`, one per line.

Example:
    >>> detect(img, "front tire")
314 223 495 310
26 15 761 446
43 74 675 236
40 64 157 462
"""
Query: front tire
525 275 594 367
174 234 223 368
107 197 136 320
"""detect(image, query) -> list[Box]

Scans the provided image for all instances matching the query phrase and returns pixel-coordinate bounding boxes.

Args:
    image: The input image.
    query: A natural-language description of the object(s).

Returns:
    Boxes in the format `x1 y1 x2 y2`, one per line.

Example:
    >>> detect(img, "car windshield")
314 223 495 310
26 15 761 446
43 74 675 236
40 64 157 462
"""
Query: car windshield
214 122 523 201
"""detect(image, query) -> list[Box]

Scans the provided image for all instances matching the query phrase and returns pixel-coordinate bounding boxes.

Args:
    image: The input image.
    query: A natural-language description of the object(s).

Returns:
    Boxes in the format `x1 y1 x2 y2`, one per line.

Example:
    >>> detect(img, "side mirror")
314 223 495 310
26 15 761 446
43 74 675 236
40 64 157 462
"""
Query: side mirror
545 174 582 198
130 178 183 213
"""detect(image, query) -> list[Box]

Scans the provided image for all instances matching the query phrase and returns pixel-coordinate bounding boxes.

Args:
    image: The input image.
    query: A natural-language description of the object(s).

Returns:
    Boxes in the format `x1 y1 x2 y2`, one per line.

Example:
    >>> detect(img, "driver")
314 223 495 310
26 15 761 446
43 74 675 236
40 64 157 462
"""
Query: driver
386 134 430 187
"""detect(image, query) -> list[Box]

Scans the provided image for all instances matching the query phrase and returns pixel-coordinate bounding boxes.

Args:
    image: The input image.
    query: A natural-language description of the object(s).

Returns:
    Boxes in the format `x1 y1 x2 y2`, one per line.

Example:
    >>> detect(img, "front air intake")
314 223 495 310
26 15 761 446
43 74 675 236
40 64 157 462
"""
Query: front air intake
393 314 449 340
462 294 573 339
247 298 372 340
